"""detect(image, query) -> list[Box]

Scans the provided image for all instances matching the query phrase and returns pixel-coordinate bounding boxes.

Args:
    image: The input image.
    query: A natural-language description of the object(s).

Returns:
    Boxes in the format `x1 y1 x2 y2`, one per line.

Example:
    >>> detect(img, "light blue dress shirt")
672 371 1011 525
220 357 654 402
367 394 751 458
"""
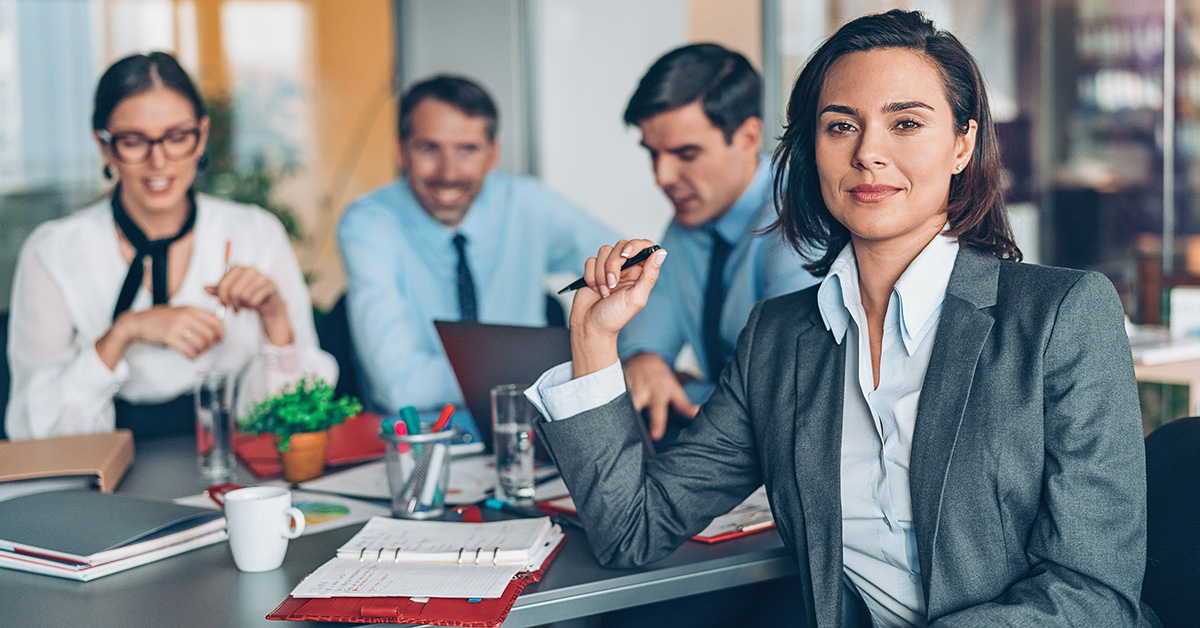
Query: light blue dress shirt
817 233 959 628
617 154 818 387
338 172 618 414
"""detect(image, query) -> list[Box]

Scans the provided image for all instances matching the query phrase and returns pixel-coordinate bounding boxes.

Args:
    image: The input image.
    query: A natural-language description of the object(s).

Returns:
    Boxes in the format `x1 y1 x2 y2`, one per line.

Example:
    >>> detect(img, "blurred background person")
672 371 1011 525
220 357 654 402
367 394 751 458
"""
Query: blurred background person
6 52 336 440
617 43 818 443
338 75 616 416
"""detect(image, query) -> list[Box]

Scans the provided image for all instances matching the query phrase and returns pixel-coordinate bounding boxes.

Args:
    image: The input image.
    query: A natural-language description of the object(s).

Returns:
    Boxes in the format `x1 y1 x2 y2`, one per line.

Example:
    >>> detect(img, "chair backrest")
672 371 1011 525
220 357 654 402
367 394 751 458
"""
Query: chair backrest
545 294 566 329
0 311 7 440
1142 416 1200 627
317 295 360 402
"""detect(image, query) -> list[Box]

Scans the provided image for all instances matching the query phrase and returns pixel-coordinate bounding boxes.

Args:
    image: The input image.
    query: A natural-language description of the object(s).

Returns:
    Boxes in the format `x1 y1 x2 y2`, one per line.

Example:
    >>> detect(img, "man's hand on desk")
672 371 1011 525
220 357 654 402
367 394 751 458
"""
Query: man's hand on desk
624 352 699 440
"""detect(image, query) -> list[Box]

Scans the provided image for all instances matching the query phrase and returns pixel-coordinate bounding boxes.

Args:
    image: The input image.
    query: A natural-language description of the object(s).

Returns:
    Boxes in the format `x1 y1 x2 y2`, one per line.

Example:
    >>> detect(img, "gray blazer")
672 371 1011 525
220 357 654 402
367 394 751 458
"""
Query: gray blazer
539 247 1148 627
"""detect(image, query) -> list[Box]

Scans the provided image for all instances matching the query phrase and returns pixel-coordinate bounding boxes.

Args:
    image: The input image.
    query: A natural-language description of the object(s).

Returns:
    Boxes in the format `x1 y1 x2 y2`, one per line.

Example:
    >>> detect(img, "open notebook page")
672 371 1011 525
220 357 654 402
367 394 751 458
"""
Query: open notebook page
291 522 564 599
334 517 553 564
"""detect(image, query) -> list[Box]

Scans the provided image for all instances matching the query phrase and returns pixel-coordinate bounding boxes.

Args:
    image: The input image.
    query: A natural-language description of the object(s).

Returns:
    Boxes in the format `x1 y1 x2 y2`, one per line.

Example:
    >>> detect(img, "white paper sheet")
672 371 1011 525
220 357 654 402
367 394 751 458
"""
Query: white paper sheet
298 455 564 505
290 558 523 599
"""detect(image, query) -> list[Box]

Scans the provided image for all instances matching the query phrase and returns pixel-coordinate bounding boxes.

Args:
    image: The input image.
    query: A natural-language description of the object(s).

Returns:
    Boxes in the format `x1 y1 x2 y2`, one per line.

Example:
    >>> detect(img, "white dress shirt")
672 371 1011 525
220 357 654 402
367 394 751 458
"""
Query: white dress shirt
6 194 338 440
528 232 960 628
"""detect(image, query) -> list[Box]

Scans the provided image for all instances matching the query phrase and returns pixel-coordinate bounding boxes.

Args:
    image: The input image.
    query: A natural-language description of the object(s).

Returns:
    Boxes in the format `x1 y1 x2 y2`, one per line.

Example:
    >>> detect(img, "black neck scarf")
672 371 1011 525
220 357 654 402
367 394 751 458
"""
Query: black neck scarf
110 185 198 321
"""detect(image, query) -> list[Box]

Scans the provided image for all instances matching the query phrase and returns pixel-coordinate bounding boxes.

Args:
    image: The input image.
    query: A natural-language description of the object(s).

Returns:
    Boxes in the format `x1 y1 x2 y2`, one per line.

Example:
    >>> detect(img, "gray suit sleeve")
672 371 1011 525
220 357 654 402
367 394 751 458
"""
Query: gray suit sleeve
538 305 768 568
930 271 1148 627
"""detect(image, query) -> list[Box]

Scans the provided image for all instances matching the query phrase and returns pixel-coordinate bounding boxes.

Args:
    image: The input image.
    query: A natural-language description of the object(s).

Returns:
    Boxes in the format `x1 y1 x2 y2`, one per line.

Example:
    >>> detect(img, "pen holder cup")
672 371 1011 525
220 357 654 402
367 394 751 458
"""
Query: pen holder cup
382 428 456 519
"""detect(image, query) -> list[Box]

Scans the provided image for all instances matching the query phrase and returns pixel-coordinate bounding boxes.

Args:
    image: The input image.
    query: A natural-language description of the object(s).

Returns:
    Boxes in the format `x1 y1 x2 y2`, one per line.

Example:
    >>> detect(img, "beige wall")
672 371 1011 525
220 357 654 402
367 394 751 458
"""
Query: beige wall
183 0 396 308
302 0 397 308
688 0 762 69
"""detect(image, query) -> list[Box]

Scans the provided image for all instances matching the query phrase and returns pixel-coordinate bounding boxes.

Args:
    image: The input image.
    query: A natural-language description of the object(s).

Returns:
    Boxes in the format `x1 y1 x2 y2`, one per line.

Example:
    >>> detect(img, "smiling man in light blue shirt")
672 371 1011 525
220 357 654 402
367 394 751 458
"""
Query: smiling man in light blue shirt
618 44 818 441
338 76 616 415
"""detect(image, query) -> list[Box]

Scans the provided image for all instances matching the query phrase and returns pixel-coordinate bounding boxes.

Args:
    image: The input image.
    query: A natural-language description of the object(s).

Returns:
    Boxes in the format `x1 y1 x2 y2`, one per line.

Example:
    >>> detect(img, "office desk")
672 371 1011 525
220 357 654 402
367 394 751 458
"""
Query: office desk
1 435 798 627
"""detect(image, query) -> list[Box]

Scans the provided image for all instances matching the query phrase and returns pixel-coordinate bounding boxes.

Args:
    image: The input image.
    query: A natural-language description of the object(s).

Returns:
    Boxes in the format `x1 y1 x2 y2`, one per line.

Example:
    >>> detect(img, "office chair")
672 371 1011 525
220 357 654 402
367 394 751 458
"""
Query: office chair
317 295 361 401
545 293 566 328
0 311 7 439
1142 417 1200 627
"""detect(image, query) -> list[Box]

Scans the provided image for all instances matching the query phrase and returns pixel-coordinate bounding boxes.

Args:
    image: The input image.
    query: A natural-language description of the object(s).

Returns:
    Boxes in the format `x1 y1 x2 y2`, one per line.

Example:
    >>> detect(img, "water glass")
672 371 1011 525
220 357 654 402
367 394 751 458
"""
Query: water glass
195 372 236 483
490 384 536 505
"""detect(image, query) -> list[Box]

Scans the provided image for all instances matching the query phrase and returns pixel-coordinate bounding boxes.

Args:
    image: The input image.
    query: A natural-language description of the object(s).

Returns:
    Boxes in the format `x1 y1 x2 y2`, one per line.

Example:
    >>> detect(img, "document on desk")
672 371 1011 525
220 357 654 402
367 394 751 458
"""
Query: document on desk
173 486 391 536
289 516 564 600
299 455 565 505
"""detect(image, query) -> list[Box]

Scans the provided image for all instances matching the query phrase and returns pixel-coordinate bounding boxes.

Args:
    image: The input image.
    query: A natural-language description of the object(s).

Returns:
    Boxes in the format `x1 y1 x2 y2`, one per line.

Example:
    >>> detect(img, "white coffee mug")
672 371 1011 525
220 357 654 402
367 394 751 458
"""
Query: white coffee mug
224 486 305 572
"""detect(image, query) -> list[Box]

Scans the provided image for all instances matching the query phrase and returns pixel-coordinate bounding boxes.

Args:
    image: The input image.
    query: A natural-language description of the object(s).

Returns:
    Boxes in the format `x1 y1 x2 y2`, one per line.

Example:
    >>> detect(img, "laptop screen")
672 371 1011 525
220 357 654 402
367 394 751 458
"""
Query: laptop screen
435 321 572 453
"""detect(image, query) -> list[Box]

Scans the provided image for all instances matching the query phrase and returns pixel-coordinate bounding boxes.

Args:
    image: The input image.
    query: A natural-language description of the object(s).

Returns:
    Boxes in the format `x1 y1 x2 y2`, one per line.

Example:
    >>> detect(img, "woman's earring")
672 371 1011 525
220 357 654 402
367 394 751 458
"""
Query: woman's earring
197 153 209 171
103 164 113 180
954 164 964 172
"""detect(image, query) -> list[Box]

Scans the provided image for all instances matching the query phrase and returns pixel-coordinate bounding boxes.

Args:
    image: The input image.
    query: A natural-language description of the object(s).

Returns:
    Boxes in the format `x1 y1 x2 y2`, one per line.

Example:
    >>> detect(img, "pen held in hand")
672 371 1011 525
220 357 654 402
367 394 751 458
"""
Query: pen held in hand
557 245 662 294
216 240 231 320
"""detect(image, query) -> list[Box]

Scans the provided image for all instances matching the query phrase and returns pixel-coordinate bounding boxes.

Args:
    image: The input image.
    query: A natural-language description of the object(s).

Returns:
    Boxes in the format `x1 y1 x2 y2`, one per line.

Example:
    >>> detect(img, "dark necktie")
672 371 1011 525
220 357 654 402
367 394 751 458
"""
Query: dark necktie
452 233 478 322
110 185 197 321
703 231 733 380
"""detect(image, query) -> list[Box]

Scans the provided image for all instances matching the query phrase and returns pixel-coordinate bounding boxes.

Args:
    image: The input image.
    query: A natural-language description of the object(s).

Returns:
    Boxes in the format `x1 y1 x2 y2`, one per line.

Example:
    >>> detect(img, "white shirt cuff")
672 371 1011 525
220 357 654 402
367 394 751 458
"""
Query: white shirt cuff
81 342 131 394
261 342 302 394
524 360 627 421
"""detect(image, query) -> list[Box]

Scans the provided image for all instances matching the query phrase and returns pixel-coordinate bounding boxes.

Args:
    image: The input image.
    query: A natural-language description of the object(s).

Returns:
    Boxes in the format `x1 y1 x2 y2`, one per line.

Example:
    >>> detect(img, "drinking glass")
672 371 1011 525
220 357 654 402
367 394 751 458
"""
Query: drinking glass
490 384 537 505
195 372 236 483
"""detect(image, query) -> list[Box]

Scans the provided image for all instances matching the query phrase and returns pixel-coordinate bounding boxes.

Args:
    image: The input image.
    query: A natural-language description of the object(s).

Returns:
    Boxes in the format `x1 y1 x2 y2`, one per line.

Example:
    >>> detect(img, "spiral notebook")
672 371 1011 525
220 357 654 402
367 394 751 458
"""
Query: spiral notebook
288 516 564 600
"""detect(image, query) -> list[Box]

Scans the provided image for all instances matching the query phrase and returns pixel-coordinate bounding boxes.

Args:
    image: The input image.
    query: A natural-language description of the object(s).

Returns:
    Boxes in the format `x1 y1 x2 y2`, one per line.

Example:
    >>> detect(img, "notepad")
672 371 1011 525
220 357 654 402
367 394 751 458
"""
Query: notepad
0 489 228 581
0 430 134 493
289 516 564 600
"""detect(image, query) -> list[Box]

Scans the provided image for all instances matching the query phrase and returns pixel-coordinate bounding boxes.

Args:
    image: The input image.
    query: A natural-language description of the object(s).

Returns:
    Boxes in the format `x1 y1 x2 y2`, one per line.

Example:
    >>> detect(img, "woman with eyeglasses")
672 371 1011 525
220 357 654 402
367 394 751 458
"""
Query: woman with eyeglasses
6 52 336 440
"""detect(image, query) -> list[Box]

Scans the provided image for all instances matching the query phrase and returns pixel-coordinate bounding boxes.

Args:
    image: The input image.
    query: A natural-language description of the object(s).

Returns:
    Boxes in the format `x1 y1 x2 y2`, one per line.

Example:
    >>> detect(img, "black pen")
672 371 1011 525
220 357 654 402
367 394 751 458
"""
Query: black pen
558 245 662 294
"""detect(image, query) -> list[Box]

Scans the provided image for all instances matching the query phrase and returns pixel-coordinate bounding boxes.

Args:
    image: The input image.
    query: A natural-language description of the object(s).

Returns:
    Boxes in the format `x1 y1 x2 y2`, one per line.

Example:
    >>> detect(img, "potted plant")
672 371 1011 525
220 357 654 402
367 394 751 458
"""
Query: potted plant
240 377 362 482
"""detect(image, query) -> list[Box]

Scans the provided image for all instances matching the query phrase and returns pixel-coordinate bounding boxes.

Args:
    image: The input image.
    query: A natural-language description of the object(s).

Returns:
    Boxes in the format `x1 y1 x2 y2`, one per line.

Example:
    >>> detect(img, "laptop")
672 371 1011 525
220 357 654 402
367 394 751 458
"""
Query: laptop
435 320 572 453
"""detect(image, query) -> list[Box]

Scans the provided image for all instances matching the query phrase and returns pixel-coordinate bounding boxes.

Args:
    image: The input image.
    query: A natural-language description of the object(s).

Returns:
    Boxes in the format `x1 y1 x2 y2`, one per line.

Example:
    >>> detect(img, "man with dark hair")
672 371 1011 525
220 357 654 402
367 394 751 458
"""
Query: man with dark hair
618 44 818 441
338 75 616 415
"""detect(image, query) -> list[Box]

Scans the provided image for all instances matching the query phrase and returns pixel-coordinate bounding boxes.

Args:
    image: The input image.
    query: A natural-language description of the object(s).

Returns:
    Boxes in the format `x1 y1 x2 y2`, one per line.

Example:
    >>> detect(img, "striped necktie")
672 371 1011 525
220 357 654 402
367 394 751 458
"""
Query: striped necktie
452 233 478 321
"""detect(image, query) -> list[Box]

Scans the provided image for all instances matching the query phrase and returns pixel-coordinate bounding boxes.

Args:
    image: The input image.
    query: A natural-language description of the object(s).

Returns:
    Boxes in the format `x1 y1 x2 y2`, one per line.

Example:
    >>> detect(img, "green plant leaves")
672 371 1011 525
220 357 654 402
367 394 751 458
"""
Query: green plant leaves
239 376 362 451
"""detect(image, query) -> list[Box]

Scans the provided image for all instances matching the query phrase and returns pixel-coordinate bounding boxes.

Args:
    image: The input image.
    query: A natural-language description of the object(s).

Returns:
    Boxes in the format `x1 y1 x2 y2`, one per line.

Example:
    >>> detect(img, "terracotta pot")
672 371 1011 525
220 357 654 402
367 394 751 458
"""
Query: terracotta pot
275 430 329 483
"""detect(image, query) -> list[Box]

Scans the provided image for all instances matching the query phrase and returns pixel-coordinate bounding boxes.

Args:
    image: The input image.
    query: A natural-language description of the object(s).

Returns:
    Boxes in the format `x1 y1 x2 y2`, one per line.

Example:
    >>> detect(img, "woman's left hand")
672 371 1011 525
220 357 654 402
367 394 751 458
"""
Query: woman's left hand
205 266 293 346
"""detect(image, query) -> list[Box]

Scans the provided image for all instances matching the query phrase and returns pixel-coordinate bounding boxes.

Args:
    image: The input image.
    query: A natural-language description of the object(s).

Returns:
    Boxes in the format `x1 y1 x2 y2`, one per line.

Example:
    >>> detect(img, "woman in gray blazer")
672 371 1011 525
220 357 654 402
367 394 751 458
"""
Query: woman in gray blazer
530 10 1150 628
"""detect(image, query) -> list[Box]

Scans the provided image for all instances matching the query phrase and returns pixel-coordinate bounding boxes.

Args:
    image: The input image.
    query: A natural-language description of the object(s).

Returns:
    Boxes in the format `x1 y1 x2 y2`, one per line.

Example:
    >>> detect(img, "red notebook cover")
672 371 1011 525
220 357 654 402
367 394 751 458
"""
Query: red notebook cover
265 536 563 627
236 413 386 478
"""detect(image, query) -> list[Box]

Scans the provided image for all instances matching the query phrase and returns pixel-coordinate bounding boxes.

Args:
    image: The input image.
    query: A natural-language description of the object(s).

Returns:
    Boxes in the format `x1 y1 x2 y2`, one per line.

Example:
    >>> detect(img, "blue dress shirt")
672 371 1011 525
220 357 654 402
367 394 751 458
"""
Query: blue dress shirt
338 172 617 414
617 154 818 388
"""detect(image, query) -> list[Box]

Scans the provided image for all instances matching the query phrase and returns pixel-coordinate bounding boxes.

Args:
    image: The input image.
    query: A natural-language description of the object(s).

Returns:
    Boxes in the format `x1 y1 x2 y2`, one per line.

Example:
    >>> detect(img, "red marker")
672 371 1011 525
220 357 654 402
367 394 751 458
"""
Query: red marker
432 404 455 432
393 420 409 454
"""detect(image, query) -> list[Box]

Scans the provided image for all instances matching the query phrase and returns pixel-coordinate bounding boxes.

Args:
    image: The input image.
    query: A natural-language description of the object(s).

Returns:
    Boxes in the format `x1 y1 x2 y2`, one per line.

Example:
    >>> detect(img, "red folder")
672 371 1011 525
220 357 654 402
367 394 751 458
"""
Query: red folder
265 538 563 626
236 413 386 478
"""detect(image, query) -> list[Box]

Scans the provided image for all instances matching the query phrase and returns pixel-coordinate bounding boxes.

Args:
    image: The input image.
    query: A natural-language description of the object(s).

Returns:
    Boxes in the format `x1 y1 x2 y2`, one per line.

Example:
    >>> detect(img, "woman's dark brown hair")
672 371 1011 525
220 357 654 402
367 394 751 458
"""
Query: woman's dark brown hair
771 9 1020 275
93 52 206 131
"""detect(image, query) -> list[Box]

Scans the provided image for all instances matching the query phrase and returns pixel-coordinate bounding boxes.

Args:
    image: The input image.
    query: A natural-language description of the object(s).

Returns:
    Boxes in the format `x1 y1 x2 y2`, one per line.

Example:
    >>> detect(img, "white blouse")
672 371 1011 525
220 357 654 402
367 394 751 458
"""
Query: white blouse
6 194 338 440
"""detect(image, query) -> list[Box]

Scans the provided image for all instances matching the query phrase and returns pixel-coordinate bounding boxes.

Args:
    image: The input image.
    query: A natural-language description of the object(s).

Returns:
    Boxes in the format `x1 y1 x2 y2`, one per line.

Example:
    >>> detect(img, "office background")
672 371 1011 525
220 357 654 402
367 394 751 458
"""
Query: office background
0 0 1188 324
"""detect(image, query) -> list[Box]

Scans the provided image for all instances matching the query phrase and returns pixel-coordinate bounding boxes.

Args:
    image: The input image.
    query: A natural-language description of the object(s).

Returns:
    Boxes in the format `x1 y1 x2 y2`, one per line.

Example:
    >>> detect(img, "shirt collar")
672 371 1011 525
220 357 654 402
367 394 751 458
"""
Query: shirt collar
893 229 959 353
711 153 771 245
400 172 499 247
816 242 858 345
816 229 959 354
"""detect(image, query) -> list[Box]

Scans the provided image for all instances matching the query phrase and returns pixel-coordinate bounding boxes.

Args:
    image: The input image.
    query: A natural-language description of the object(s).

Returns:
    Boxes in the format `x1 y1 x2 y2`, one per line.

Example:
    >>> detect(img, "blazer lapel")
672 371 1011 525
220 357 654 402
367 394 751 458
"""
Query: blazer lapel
909 247 998 601
793 307 847 628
